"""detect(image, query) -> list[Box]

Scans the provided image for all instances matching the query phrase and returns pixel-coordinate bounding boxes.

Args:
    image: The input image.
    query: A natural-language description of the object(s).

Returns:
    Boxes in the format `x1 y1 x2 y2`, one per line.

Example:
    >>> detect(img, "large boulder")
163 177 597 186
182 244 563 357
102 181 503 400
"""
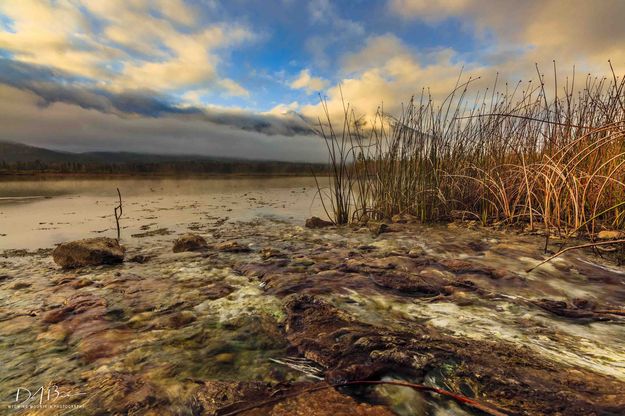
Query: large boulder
52 237 125 268
172 233 208 253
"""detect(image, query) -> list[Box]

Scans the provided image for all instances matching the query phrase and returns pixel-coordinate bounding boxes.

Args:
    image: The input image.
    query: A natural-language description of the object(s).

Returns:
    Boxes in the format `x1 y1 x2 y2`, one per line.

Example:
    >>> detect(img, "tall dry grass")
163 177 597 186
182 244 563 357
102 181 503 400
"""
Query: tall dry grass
316 65 625 241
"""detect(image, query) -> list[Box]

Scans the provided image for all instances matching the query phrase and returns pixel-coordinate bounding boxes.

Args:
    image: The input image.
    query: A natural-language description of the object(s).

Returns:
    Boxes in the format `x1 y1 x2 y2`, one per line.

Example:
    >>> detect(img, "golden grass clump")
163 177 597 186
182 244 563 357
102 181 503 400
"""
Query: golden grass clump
316 65 625 241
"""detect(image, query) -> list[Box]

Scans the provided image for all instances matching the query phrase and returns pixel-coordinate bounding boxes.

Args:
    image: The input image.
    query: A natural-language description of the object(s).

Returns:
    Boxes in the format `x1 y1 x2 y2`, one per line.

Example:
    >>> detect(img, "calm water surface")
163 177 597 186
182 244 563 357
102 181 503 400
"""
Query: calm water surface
0 177 324 250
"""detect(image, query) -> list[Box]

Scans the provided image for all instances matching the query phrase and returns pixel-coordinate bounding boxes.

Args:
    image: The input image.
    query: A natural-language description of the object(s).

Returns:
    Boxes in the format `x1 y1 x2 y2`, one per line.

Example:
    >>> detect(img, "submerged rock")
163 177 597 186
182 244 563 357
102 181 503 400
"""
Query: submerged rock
195 380 394 416
214 240 251 253
305 216 333 228
283 294 625 416
173 233 208 253
52 237 125 268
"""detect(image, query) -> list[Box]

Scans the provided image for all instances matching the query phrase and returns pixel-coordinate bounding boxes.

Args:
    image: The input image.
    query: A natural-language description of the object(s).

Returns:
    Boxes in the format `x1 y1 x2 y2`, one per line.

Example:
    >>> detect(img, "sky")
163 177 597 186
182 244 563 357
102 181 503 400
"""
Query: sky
0 0 624 161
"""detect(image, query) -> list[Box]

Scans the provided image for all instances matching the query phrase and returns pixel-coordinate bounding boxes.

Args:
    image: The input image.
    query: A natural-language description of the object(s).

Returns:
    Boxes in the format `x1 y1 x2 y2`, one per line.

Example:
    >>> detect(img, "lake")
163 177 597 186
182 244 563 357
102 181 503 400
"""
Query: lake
0 176 325 250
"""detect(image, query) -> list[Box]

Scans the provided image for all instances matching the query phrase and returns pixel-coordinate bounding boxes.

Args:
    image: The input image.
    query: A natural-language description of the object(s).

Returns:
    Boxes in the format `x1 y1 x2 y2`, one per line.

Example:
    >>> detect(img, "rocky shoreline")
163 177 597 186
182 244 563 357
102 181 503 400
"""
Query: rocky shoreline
1 217 624 415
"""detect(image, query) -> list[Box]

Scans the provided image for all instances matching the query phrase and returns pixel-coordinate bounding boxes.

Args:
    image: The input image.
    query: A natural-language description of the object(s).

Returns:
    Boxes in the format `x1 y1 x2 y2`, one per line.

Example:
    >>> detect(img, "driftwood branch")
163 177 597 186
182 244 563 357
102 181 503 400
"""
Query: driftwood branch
114 188 123 241
527 239 625 272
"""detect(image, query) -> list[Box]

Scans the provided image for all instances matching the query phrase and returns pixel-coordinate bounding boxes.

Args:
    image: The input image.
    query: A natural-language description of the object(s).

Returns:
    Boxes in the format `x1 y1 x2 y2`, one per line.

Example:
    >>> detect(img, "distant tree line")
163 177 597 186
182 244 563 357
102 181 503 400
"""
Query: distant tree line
0 159 328 176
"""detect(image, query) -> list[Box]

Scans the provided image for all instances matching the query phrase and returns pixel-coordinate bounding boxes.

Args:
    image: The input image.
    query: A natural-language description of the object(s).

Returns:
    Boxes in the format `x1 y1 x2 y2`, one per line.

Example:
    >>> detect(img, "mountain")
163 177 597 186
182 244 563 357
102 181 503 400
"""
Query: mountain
0 141 234 164
0 141 86 163
0 141 325 175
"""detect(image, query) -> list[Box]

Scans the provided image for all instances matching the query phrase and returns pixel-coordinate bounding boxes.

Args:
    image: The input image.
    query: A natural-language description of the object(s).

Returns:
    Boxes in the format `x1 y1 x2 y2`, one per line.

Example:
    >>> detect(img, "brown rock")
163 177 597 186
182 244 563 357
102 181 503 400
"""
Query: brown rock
391 213 417 223
173 233 208 253
260 247 286 259
597 230 625 240
283 295 625 416
195 380 393 416
214 240 251 252
305 216 333 228
52 237 125 268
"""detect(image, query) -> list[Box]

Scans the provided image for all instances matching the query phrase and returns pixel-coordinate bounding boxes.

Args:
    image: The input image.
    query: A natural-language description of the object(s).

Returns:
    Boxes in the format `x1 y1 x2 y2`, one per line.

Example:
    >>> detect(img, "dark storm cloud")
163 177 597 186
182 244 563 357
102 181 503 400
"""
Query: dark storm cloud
0 59 313 136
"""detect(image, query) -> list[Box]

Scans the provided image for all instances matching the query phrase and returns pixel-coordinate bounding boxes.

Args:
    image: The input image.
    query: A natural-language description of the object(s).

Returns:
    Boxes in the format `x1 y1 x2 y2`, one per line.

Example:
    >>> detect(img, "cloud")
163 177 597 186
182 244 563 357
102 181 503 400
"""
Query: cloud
0 0 256 95
0 84 327 162
388 0 625 68
300 34 484 125
295 0 625 127
0 59 312 136
268 101 300 115
289 69 329 94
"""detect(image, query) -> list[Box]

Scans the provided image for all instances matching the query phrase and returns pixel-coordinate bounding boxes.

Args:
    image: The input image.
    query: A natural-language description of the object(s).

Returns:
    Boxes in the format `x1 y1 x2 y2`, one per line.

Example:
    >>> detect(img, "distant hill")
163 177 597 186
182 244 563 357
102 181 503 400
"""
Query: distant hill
0 141 326 175
0 141 86 164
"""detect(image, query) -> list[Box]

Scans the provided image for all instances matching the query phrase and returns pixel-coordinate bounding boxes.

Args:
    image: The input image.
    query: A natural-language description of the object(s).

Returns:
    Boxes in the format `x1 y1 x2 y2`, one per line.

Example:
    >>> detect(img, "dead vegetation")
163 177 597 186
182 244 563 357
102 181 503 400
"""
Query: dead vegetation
315 65 625 249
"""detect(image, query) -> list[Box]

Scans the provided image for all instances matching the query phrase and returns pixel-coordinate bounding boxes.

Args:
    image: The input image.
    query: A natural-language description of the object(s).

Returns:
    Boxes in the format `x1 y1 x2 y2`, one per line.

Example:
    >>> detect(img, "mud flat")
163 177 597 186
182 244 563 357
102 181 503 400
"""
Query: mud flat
1 212 624 415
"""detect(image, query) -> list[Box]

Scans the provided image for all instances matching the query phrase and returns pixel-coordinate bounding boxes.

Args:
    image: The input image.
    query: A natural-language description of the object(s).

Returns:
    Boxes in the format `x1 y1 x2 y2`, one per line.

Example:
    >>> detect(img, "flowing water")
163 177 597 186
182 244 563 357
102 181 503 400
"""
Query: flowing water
0 177 623 415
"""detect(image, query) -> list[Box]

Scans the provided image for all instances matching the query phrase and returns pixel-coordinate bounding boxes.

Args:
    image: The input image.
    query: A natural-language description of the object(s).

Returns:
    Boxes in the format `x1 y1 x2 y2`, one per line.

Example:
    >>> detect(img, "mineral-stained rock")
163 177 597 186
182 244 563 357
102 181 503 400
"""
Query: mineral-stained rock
261 383 395 416
533 297 623 321
173 233 208 252
438 258 518 280
195 380 394 416
214 240 251 252
371 271 448 295
52 237 125 268
305 216 333 228
81 373 166 414
283 294 625 416
42 293 107 324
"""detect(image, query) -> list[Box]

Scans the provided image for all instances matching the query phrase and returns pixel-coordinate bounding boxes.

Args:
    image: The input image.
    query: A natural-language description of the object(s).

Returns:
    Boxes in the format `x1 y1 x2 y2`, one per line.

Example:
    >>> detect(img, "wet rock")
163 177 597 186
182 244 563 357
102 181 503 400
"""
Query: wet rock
214 240 251 252
52 237 125 268
81 373 166 414
533 298 621 321
283 294 625 416
261 247 286 259
10 281 31 290
42 293 107 324
214 352 236 363
70 277 93 289
407 247 425 257
235 259 290 278
168 310 197 328
129 254 151 263
391 213 417 224
439 259 518 280
306 216 333 228
371 272 447 295
195 380 394 416
173 233 208 252
201 282 235 300
597 230 625 240
369 222 390 236
264 383 395 416
467 240 489 252
194 380 272 415
131 227 173 238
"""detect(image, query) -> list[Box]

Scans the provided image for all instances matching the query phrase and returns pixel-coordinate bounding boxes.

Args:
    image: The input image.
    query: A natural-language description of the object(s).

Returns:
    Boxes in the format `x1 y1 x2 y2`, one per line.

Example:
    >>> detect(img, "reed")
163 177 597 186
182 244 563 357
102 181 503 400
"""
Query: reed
316 65 625 241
